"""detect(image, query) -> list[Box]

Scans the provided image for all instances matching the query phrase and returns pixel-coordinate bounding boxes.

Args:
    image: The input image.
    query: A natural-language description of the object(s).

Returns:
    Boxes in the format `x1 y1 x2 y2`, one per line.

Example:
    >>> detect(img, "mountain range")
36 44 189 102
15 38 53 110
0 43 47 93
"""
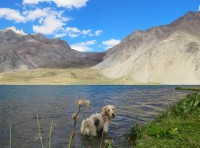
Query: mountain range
94 11 200 84
0 27 105 72
1 11 200 84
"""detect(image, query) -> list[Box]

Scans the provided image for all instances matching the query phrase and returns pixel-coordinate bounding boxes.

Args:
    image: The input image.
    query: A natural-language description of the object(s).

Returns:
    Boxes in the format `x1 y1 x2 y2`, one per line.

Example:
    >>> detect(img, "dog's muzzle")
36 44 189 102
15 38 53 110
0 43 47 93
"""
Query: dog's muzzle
112 113 115 118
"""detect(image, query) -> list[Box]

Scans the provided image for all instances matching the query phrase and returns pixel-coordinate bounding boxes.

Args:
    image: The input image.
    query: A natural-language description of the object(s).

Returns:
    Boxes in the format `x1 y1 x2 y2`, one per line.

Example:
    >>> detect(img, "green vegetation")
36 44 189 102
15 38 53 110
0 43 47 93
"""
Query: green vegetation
175 87 200 91
127 92 200 147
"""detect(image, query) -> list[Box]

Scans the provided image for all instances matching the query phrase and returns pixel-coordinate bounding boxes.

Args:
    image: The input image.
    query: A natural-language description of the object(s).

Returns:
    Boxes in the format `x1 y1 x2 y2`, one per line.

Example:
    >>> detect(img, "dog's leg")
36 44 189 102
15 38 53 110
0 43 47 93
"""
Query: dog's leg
103 120 110 133
90 125 97 136
80 120 85 134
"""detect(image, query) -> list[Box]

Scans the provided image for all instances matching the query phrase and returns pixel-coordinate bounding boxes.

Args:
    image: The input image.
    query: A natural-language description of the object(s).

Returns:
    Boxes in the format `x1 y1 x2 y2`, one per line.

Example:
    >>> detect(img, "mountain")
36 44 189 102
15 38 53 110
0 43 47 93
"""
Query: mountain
94 11 200 84
0 27 105 72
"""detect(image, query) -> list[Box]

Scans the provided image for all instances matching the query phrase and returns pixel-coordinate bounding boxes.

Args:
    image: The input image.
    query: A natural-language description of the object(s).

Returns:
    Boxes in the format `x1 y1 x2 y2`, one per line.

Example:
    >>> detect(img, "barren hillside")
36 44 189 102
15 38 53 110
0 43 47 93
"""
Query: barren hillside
94 11 200 84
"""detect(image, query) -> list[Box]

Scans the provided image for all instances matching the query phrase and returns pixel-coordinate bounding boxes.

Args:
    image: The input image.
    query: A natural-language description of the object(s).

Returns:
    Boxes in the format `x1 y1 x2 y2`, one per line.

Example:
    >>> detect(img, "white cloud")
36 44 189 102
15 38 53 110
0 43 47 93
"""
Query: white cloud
82 29 93 36
55 28 102 38
102 39 120 49
64 27 81 38
23 8 50 21
6 26 26 35
95 30 102 36
71 40 96 52
33 15 65 34
54 33 67 38
23 0 89 9
0 8 26 23
199 5 200 11
55 28 86 38
0 8 54 23
25 8 70 35
0 7 70 35
23 0 48 5
0 5 102 38
81 29 102 37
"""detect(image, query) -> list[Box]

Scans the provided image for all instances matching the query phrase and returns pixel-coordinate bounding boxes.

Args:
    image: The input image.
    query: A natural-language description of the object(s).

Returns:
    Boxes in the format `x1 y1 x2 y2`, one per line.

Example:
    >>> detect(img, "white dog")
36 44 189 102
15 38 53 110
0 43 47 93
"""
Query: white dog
80 105 116 136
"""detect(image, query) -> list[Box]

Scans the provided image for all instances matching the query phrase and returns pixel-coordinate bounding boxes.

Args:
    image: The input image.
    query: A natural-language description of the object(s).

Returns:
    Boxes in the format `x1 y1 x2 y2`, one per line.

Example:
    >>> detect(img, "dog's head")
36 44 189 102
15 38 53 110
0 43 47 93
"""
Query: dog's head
102 105 116 118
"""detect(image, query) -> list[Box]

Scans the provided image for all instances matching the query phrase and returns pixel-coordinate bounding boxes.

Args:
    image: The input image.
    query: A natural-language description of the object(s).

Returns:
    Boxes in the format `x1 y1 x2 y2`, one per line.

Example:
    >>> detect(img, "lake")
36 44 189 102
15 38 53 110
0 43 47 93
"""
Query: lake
0 85 190 147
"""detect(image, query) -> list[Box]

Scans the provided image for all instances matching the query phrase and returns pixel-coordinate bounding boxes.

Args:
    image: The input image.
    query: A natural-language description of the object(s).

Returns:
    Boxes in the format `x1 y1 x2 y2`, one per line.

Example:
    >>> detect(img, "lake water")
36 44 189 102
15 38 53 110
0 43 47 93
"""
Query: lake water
0 85 191 148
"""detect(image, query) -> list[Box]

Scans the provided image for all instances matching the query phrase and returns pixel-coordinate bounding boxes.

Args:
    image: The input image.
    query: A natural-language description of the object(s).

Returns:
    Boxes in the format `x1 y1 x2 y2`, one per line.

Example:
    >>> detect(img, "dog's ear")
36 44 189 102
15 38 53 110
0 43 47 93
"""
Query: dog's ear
111 105 116 111
102 106 107 115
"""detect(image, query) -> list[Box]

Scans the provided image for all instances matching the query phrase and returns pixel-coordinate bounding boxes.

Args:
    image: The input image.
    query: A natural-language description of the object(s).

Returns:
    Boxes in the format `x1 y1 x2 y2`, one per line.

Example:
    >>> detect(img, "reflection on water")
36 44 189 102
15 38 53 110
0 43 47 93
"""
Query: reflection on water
0 85 190 147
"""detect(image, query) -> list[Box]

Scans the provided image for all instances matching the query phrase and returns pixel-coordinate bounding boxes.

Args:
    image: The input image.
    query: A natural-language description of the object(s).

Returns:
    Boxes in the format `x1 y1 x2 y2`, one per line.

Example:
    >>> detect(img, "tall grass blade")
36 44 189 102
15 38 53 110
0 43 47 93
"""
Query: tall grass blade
48 120 53 148
9 116 12 148
36 114 45 148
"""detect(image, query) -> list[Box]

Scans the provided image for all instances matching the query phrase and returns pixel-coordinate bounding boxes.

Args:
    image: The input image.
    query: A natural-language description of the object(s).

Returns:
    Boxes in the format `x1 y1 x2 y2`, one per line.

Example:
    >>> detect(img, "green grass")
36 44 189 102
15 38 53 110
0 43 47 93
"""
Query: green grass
175 87 200 91
127 92 200 147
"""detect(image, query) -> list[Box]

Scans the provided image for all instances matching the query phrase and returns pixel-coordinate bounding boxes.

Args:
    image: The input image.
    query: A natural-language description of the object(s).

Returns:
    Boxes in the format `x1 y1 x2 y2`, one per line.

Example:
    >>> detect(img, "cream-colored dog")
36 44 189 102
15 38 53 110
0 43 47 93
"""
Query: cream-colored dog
80 105 116 136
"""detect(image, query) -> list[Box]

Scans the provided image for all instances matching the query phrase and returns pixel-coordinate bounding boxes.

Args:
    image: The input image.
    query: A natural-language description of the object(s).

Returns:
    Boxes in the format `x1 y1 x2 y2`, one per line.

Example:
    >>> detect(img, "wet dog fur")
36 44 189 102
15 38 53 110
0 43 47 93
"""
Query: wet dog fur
80 105 116 136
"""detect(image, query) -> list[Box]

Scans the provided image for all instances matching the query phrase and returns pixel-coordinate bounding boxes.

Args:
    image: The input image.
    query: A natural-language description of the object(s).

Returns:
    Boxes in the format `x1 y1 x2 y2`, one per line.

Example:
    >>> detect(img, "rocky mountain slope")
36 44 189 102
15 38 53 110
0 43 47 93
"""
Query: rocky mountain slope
0 27 105 72
94 11 200 84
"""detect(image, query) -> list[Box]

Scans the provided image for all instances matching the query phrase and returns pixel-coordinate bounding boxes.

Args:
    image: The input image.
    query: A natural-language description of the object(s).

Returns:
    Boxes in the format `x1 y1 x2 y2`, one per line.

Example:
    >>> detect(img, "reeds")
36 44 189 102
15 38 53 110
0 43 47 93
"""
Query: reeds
36 113 54 148
36 114 45 148
48 120 53 148
9 116 12 148
68 98 90 148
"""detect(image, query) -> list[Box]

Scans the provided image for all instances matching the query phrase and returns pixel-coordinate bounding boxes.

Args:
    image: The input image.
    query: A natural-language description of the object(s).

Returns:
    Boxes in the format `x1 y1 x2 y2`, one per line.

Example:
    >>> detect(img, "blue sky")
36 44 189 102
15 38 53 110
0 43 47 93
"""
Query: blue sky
0 0 200 52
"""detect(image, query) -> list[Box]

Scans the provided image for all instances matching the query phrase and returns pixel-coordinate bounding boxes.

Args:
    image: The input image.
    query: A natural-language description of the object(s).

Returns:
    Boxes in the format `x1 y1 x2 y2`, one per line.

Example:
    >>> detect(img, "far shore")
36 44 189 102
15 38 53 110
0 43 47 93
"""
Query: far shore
0 68 200 85
0 68 140 85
